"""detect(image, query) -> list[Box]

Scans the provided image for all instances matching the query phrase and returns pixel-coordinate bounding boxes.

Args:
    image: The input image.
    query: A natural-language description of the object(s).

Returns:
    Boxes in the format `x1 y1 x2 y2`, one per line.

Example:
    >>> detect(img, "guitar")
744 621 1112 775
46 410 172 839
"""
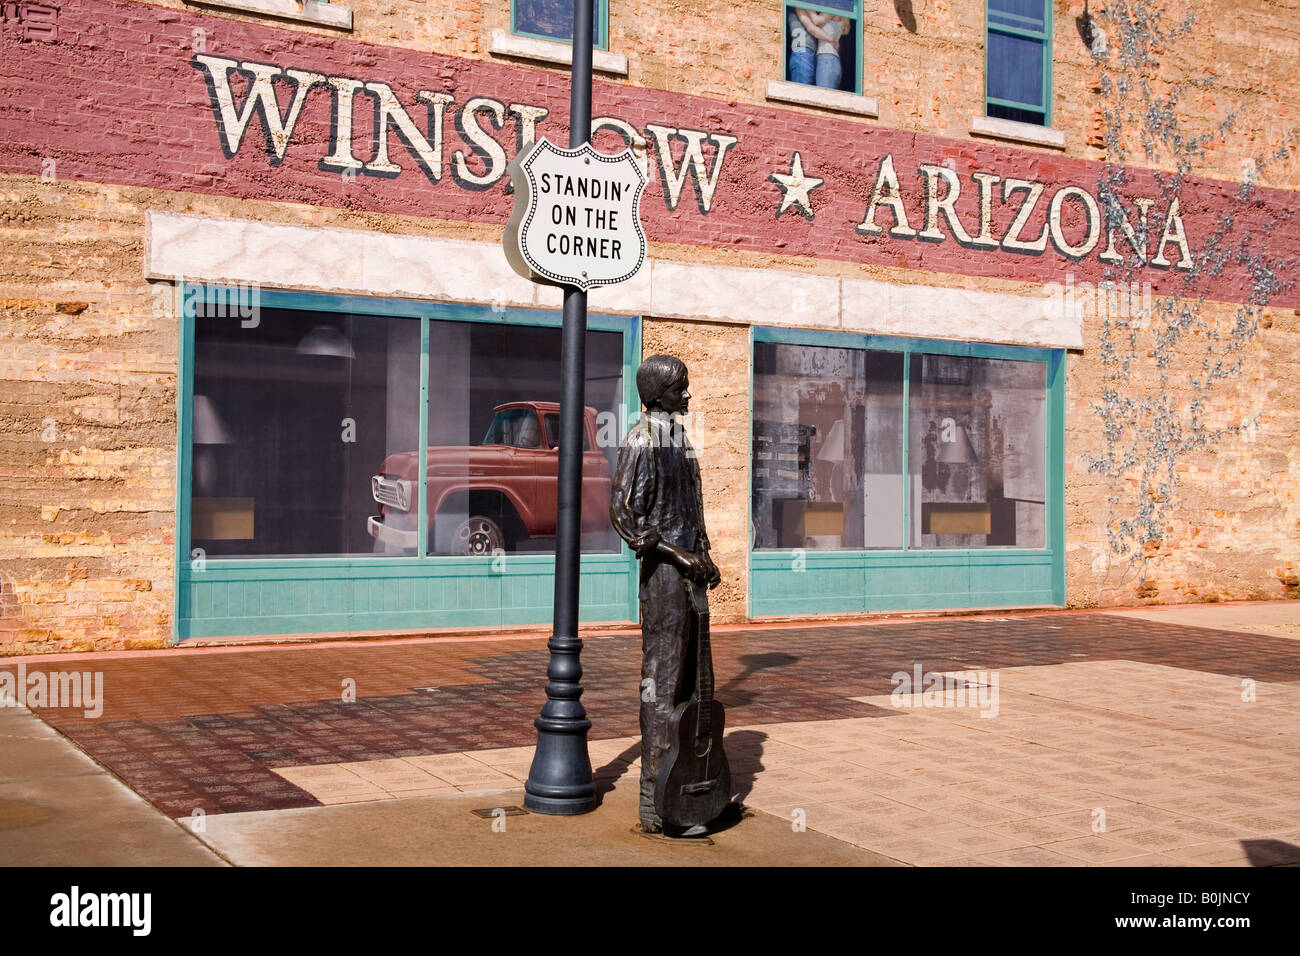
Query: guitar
654 579 731 829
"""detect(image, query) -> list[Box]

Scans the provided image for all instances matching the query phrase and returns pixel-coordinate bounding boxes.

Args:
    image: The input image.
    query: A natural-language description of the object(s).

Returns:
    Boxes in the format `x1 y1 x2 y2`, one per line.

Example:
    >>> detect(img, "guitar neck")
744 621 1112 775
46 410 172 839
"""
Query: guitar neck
694 597 715 742
697 609 713 706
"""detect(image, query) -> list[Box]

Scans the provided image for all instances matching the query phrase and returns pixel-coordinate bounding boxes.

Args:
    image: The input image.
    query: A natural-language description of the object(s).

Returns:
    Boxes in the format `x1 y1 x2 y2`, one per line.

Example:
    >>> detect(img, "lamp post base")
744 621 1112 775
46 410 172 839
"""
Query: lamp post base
523 788 596 816
522 633 595 815
523 728 595 815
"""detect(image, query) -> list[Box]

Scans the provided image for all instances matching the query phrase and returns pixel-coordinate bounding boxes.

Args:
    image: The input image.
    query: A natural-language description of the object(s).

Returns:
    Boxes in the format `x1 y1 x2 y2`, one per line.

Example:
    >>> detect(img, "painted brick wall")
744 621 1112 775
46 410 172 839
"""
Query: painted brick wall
1064 294 1300 606
640 318 751 624
1 0 1297 652
135 0 1300 192
0 0 1294 305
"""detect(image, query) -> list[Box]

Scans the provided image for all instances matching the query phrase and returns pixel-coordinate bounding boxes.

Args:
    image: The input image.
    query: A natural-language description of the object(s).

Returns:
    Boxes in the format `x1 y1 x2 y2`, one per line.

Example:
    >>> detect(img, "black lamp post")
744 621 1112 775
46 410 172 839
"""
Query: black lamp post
523 0 597 815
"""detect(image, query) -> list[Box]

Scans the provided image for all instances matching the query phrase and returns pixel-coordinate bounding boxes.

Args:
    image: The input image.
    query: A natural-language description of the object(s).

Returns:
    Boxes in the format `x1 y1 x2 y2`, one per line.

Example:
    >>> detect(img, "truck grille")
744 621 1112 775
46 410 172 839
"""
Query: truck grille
372 475 411 511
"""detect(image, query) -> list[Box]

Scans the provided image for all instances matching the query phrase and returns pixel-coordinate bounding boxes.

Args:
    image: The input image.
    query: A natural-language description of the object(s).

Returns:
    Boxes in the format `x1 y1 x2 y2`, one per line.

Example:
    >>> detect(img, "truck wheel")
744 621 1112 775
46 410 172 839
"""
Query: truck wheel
449 515 505 556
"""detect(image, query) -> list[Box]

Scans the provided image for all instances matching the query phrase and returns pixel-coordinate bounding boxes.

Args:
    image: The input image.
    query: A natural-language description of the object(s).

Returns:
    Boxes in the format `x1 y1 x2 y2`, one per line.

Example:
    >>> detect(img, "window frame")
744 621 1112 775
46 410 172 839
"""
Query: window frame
748 325 1066 617
511 0 610 51
174 284 640 640
781 0 864 96
983 0 1053 127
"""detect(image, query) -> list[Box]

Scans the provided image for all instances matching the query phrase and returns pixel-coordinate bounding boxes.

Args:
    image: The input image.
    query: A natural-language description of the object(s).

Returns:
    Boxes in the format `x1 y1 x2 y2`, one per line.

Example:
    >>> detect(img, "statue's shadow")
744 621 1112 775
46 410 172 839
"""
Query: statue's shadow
721 729 767 805
716 652 800 707
592 740 643 803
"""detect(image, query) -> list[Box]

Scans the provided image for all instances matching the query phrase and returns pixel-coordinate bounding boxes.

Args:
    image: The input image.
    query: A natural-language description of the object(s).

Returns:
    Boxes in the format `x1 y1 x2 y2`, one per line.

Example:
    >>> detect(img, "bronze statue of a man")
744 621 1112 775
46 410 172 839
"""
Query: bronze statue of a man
609 354 723 835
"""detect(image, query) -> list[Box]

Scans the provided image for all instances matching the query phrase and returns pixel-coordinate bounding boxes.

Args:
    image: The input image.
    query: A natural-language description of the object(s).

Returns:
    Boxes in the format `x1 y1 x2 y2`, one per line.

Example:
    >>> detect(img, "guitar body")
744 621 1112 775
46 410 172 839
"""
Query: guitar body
654 699 732 828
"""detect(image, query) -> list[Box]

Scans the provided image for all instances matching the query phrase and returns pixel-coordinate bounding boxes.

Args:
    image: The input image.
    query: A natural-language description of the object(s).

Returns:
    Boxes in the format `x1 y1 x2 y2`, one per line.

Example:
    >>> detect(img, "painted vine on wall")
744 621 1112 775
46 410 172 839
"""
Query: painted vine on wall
1082 0 1298 595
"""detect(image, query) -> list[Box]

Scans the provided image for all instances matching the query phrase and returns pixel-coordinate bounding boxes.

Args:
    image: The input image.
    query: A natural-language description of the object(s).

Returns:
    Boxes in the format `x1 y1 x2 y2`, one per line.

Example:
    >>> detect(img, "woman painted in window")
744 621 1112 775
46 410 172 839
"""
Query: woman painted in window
789 6 851 90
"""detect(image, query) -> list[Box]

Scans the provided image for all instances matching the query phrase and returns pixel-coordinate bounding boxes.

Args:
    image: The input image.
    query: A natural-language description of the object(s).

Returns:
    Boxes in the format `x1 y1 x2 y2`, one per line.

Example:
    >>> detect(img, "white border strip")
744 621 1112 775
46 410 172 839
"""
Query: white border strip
186 0 353 30
145 212 1082 349
489 29 629 76
765 80 879 118
969 115 1066 151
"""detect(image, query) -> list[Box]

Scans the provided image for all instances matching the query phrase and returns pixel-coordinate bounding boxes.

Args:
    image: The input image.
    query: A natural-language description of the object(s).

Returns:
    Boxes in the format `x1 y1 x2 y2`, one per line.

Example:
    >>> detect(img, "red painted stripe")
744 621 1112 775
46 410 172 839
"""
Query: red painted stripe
1 0 1294 307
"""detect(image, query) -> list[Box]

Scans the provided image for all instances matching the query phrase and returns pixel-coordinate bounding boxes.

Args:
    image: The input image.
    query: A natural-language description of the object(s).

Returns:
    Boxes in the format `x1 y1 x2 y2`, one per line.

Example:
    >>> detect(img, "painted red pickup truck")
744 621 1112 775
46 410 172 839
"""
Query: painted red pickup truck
367 401 612 555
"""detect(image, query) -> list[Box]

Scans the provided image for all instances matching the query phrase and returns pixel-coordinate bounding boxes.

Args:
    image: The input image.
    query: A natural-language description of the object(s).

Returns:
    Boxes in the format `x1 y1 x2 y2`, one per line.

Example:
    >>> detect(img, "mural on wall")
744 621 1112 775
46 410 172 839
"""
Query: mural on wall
2 0 1294 309
190 52 1198 270
1080 0 1298 597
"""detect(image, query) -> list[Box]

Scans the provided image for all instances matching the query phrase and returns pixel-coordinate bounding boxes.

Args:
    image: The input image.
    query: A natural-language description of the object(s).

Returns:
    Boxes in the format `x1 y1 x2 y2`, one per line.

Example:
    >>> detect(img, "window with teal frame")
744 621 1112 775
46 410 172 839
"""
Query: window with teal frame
783 1 862 95
749 327 1066 618
513 0 609 50
985 0 1052 126
174 286 640 640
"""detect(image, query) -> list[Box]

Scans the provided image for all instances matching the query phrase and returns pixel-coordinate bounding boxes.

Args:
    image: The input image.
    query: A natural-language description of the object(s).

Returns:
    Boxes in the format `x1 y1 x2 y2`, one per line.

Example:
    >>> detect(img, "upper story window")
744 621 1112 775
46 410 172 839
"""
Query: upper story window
784 2 861 95
183 0 352 32
513 0 609 50
985 0 1052 126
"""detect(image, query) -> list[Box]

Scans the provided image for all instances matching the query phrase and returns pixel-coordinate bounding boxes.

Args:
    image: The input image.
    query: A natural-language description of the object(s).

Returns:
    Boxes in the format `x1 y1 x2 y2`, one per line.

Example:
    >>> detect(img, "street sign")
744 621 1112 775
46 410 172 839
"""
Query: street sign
504 137 647 291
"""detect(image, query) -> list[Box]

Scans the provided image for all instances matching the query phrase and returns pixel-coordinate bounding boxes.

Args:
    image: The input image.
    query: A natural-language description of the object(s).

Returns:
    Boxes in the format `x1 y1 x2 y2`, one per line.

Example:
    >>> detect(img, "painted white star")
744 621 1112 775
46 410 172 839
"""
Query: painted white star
770 152 824 220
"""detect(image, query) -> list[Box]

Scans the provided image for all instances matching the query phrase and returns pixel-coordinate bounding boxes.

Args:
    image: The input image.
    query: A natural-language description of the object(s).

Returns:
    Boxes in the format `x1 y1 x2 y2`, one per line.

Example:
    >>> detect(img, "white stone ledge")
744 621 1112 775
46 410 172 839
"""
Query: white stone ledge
969 115 1066 150
489 29 628 76
840 278 1083 350
765 80 879 118
186 0 353 30
145 212 1082 350
146 213 541 310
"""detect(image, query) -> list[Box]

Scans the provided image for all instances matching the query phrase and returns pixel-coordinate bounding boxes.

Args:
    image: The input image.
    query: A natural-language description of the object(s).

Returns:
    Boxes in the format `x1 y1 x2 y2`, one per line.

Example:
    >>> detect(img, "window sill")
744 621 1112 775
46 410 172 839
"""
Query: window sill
185 0 352 30
765 80 878 118
969 115 1065 150
488 29 628 76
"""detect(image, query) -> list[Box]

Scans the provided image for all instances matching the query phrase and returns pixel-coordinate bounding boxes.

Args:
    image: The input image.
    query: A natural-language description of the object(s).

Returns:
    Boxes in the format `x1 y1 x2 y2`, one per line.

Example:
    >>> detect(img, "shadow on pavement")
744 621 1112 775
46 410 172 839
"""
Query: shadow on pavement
1241 838 1300 866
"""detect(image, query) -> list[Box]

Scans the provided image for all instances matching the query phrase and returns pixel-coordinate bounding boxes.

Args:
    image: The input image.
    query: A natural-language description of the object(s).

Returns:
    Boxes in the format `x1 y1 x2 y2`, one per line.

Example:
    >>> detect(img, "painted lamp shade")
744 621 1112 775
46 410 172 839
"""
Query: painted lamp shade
192 394 233 445
936 421 979 465
296 324 356 359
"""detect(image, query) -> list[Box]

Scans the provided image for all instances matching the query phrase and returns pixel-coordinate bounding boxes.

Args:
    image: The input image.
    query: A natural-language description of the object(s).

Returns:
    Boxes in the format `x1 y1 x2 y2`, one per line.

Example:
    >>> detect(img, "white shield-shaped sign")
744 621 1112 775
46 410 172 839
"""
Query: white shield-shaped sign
504 138 647 291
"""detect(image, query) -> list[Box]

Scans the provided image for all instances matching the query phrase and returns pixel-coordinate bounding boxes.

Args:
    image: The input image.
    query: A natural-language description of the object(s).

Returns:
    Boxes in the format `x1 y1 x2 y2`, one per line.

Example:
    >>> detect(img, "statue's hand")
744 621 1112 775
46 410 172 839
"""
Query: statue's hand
658 543 717 587
702 552 721 590
660 542 703 581
681 551 710 584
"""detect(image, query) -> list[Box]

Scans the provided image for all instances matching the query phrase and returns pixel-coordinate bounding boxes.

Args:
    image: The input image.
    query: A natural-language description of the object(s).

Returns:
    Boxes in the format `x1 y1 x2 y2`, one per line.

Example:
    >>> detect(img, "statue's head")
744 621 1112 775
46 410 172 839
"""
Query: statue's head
636 354 690 414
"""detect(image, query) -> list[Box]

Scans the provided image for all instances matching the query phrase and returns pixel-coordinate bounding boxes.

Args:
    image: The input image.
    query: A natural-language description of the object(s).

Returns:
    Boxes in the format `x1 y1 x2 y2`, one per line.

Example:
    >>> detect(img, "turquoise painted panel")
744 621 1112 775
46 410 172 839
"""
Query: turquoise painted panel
178 555 635 638
212 581 230 619
750 552 866 615
750 550 1056 617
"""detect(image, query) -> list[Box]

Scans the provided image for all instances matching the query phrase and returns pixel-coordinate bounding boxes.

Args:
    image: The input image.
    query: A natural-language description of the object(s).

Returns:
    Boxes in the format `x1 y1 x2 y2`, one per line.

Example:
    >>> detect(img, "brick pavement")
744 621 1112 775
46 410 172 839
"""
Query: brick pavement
4 608 1300 865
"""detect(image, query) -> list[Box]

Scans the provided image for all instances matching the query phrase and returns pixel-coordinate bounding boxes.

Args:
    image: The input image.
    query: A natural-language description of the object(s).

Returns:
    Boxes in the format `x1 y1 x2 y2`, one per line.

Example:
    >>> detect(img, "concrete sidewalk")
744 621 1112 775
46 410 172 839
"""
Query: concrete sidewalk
0 696 891 866
0 703 226 866
4 600 1300 866
1104 600 1300 638
191 775 896 867
231 658 1300 866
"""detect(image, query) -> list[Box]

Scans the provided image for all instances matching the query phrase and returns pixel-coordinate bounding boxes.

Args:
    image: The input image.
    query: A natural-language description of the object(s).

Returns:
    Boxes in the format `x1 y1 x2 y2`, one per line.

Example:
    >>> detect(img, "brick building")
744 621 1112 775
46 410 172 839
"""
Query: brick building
1 0 1297 654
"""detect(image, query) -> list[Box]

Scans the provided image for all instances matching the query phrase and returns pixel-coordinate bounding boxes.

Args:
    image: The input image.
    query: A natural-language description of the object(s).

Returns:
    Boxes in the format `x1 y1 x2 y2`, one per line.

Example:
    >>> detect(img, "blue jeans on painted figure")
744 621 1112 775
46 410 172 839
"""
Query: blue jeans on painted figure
816 52 842 90
789 47 815 85
788 12 815 85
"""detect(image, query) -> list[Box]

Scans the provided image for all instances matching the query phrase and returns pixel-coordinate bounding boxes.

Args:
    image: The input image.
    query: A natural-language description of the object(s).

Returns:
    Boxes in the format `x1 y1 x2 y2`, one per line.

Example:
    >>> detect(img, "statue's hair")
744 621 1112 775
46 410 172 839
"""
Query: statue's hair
636 354 687 408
